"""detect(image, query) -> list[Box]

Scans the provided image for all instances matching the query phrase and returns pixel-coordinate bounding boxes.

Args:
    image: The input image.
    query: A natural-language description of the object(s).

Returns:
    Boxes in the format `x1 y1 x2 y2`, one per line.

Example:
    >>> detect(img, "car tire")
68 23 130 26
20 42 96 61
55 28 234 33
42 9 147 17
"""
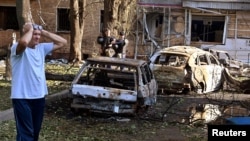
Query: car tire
195 83 204 94
182 88 190 94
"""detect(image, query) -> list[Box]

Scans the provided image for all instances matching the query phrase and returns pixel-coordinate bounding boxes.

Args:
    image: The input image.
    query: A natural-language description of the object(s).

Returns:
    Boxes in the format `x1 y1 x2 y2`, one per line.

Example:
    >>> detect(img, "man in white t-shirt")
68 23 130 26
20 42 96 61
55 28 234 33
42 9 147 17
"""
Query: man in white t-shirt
10 22 67 141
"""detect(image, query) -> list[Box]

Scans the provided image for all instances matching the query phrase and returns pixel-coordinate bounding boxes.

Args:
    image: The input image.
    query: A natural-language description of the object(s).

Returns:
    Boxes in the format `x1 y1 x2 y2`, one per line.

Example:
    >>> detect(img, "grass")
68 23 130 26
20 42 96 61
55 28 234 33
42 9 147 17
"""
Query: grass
0 80 11 111
0 64 77 111
1 116 205 141
0 80 72 111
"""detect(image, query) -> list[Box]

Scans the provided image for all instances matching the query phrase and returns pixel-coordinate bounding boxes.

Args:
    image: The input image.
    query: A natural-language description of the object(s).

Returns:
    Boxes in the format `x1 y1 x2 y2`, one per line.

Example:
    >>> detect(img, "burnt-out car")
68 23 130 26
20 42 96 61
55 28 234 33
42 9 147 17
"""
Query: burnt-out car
69 56 157 114
206 49 244 76
149 46 225 94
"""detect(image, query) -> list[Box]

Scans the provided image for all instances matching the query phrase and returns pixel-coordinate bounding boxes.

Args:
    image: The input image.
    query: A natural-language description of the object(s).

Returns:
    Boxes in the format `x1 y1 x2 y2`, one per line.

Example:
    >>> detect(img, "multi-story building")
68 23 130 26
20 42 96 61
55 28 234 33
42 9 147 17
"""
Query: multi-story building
1 0 250 63
137 0 250 64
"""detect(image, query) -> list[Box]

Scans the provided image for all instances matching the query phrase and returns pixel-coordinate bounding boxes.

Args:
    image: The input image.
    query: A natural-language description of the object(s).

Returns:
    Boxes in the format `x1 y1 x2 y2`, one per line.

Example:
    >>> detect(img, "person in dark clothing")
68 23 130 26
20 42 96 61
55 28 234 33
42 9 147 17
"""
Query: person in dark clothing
115 31 128 58
97 28 116 57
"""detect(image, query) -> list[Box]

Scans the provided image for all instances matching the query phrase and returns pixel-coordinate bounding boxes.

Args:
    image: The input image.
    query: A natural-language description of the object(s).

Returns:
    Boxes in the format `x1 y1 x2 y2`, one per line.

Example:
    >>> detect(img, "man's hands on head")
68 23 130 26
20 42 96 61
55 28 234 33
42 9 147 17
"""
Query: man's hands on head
32 24 43 31
20 22 67 51
22 22 43 33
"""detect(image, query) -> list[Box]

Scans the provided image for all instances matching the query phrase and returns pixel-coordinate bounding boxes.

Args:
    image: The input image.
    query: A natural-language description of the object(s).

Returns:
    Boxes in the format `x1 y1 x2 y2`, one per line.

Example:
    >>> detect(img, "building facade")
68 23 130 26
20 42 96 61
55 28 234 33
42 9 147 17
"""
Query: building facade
1 0 250 63
137 0 250 63
0 0 104 59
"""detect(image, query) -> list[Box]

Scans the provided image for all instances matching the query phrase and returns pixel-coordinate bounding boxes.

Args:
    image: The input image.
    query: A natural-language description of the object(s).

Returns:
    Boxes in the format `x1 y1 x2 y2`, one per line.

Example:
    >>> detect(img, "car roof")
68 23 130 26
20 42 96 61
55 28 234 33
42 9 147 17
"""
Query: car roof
160 46 206 56
87 56 147 67
207 49 228 53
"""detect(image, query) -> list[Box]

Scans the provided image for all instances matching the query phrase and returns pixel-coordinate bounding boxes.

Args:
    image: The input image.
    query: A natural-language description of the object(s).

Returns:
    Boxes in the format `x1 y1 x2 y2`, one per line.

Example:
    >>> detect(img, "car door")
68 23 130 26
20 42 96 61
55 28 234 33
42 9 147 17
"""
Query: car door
139 64 157 105
149 53 168 89
190 52 214 93
207 54 224 91
192 53 223 93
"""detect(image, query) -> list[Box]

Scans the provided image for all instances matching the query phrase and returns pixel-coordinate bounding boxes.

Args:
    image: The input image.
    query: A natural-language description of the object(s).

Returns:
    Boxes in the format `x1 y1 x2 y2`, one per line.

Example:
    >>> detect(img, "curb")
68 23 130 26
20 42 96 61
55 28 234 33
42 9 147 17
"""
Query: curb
0 89 70 122
0 108 14 122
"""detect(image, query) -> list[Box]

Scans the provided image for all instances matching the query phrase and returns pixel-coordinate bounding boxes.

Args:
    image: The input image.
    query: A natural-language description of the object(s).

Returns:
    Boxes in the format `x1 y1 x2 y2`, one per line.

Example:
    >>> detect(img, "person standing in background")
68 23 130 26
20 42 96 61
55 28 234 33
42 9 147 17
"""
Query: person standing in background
98 28 116 57
10 22 67 141
115 31 128 58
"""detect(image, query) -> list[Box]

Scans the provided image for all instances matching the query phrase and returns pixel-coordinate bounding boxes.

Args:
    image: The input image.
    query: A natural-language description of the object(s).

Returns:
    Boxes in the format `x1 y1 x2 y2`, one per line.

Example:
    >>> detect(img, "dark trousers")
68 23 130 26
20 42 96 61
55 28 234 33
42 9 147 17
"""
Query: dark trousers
12 98 45 141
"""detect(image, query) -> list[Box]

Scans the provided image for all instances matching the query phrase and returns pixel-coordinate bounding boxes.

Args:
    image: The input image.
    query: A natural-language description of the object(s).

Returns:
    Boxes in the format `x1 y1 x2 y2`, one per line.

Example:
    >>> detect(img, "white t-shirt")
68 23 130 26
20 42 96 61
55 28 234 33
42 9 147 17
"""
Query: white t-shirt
10 43 53 99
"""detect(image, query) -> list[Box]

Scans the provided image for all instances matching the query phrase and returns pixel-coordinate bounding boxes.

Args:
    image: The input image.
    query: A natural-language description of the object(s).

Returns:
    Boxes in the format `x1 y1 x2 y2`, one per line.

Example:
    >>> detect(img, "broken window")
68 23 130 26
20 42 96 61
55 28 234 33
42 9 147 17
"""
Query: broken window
100 10 104 32
57 8 70 31
76 63 137 91
141 64 153 84
0 6 19 30
198 54 208 65
191 15 227 43
156 54 187 67
209 55 218 65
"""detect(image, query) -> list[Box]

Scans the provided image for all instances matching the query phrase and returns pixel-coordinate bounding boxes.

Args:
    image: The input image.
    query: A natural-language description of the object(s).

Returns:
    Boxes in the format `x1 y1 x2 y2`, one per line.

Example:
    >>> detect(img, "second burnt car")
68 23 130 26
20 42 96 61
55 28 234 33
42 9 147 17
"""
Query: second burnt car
69 56 158 114
149 46 225 94
206 49 244 76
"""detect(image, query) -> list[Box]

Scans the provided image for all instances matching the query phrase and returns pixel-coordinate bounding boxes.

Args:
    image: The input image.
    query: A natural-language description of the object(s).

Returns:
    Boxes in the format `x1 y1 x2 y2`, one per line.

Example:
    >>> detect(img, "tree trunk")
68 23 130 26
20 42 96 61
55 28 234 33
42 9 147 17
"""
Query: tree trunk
103 0 136 35
16 0 32 35
5 44 12 81
69 0 86 65
7 0 32 80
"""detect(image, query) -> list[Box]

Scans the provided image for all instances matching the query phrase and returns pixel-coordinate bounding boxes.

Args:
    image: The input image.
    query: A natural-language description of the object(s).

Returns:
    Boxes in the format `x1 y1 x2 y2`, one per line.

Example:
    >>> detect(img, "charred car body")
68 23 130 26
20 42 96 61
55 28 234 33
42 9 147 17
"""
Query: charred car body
149 46 225 94
69 57 158 114
206 49 244 76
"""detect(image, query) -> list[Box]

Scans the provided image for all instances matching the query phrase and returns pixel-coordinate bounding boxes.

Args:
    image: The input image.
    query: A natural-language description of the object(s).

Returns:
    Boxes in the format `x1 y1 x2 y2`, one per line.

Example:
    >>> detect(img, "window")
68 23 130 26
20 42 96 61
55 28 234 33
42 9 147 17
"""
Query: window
191 15 226 43
141 64 153 84
57 8 70 31
199 55 208 65
141 66 147 84
100 10 104 32
209 55 218 65
157 54 186 67
0 6 19 30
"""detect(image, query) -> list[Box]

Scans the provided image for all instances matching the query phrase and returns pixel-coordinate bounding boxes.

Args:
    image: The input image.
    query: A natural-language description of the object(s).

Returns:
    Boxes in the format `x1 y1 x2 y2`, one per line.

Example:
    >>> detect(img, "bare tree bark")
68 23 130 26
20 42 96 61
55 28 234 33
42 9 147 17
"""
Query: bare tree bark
103 0 136 35
6 0 32 80
16 0 32 35
69 0 86 65
5 34 16 81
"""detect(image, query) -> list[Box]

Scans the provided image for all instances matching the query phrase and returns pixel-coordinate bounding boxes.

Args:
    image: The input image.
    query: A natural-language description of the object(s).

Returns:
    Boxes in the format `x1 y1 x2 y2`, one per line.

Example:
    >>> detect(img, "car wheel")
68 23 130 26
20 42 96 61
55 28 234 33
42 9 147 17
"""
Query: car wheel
195 83 204 94
70 98 90 114
182 88 190 94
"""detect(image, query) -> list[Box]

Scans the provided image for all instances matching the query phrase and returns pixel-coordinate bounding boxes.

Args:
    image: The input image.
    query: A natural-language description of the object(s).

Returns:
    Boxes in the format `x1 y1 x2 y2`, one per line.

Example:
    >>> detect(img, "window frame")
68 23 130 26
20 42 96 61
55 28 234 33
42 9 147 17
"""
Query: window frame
0 6 19 30
190 14 227 44
57 8 70 32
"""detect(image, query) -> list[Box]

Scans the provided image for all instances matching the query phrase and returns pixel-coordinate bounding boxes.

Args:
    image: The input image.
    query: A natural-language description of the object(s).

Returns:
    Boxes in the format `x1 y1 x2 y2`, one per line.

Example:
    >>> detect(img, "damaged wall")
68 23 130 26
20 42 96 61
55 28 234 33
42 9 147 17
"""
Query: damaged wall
1 0 250 62
136 1 250 63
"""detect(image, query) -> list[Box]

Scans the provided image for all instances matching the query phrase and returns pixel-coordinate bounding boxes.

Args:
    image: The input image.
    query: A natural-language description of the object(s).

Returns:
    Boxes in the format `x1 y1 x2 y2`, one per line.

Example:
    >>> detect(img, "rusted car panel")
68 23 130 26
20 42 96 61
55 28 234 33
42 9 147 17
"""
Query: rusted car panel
149 46 224 94
69 56 157 114
71 85 138 101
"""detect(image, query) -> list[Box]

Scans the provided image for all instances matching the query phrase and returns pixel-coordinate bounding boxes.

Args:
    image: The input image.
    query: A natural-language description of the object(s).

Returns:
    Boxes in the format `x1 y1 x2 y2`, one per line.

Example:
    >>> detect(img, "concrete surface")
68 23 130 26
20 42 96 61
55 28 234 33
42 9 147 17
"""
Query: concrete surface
0 89 69 122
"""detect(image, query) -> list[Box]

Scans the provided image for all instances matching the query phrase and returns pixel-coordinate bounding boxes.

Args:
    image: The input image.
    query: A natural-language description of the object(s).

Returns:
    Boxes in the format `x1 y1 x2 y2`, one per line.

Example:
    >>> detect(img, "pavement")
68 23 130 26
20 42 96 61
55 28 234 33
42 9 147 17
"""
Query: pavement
0 89 69 122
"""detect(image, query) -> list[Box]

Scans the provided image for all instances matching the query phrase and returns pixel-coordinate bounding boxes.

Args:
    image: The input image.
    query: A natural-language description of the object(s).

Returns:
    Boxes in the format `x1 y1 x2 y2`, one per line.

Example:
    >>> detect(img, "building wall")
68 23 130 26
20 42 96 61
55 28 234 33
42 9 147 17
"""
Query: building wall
0 0 111 59
30 0 104 59
1 0 250 62
137 3 250 63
